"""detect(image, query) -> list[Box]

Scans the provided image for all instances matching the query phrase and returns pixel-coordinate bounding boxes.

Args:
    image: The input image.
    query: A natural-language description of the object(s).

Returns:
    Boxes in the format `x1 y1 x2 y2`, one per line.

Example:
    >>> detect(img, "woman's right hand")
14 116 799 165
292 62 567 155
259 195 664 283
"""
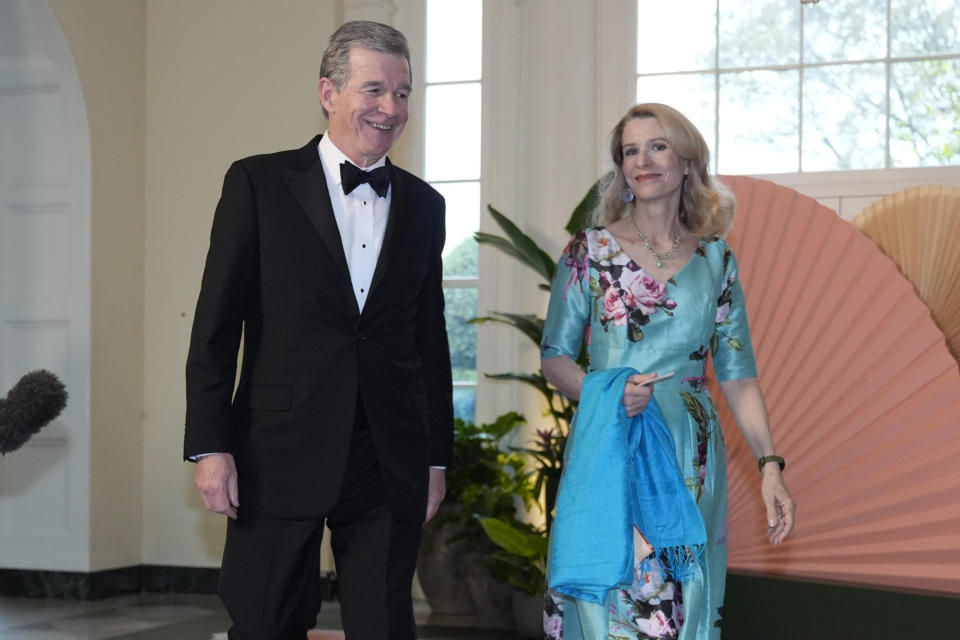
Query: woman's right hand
623 372 657 417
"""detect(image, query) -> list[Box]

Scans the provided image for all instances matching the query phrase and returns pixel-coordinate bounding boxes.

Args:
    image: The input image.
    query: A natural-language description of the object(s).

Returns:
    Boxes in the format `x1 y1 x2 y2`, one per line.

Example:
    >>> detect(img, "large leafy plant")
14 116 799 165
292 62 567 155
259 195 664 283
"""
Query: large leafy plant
478 515 549 596
434 411 533 550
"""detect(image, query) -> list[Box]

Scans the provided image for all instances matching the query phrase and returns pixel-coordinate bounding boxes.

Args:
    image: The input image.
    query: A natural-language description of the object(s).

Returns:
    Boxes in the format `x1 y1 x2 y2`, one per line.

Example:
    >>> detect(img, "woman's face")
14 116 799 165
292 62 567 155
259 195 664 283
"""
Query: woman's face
620 116 688 204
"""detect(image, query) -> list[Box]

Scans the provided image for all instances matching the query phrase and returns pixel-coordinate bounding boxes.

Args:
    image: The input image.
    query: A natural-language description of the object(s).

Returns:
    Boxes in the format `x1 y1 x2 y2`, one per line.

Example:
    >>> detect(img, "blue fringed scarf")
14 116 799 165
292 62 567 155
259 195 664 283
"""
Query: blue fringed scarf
548 367 706 604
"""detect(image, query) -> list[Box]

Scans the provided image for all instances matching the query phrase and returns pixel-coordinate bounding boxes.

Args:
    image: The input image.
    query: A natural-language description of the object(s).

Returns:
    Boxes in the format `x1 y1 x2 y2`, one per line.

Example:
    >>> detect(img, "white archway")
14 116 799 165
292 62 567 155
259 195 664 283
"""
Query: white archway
0 0 92 571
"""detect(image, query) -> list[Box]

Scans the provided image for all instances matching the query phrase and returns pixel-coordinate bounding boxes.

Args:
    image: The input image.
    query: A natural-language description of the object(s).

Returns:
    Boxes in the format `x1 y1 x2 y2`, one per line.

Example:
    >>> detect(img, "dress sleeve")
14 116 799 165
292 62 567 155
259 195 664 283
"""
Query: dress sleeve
711 241 759 381
541 230 592 361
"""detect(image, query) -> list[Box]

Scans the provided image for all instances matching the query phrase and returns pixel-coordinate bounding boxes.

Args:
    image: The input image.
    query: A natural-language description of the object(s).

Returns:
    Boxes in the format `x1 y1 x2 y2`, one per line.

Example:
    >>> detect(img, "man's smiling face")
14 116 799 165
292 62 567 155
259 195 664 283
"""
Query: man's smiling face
320 47 411 167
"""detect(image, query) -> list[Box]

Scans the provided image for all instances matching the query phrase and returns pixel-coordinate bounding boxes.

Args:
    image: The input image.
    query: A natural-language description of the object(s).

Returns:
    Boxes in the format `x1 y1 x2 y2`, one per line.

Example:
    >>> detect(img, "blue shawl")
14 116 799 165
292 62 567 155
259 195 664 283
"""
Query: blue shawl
547 367 706 604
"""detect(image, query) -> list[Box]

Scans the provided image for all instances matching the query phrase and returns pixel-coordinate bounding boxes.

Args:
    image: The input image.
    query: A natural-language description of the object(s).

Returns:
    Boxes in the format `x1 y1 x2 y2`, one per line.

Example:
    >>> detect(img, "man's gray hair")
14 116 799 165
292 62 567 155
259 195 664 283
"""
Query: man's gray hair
319 20 411 118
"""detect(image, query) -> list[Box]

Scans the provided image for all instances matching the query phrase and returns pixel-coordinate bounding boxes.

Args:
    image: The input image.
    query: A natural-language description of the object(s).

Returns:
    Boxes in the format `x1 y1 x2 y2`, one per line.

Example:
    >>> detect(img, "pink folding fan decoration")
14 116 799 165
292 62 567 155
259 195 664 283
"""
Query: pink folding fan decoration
707 176 960 595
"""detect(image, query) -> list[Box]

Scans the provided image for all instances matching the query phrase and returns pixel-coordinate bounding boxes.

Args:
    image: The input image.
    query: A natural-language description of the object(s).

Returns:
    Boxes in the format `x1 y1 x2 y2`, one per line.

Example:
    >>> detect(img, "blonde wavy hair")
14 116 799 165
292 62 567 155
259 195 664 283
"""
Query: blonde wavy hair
592 103 735 238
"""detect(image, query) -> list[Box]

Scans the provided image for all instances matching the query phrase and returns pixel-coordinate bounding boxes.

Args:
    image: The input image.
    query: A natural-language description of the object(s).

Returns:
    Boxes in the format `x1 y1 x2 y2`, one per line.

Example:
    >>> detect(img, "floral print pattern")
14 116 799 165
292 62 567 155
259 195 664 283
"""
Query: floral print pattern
680 391 716 502
610 557 684 639
563 230 677 343
711 246 743 355
544 591 564 639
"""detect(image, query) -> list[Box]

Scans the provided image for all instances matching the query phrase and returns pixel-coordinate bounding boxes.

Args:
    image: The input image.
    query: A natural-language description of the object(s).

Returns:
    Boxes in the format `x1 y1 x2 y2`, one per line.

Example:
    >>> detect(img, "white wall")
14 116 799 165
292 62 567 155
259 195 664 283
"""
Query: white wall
49 0 148 573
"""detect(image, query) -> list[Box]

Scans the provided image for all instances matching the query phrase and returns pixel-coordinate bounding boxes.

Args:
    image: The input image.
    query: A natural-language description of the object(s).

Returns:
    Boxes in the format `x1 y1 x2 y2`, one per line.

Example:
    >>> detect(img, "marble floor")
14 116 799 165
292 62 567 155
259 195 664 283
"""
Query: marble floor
0 593 523 639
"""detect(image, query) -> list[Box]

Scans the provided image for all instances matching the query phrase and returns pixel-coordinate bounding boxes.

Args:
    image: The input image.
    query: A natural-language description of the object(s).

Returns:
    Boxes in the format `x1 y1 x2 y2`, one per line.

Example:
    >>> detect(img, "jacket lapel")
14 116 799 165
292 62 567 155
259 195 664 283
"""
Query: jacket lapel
281 138 358 313
367 162 406 302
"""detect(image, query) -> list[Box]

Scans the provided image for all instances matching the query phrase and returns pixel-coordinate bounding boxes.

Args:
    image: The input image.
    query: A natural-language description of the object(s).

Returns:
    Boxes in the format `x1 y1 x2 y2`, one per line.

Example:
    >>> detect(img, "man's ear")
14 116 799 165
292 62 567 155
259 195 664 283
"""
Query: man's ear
318 77 337 114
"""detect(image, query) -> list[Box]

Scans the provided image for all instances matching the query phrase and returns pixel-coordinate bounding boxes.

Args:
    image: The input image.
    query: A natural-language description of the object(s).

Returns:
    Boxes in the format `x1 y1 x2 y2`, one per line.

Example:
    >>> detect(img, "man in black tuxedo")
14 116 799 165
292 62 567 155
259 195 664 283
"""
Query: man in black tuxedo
184 20 453 640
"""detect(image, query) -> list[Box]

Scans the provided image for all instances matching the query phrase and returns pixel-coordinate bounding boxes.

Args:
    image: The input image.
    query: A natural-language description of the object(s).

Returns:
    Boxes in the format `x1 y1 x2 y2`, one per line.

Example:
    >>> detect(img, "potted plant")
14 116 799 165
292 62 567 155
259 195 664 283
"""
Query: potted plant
477 515 549 639
417 412 532 616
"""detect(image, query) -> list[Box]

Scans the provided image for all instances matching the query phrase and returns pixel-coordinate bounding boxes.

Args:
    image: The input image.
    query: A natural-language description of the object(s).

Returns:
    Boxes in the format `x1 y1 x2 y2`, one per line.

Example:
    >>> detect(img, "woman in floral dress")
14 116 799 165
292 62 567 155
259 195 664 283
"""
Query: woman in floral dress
540 104 795 640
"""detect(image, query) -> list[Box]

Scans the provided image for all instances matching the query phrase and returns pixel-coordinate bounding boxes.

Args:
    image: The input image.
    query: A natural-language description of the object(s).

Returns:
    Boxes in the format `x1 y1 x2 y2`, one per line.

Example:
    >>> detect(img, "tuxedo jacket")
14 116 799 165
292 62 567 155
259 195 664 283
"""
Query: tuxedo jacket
184 136 454 523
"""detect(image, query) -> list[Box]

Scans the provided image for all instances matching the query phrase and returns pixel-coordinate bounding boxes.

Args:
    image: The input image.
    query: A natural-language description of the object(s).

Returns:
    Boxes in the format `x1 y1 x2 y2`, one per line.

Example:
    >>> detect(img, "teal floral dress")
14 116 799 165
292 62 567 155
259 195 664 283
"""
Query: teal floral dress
541 228 758 640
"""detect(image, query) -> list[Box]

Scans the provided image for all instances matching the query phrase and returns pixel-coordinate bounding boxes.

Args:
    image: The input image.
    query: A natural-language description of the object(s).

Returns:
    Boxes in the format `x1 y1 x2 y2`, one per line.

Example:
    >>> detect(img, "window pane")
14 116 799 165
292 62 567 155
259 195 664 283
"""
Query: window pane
444 287 477 383
425 83 481 181
803 63 885 171
803 0 886 63
890 59 960 167
719 70 799 174
637 73 716 161
427 0 482 82
637 0 716 73
718 0 799 68
452 387 476 422
436 181 479 278
891 0 960 57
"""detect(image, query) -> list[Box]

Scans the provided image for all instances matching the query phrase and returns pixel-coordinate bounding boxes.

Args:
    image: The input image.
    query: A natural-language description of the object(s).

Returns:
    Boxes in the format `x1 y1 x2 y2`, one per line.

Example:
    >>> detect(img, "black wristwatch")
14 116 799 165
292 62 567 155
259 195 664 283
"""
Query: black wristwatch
758 455 785 472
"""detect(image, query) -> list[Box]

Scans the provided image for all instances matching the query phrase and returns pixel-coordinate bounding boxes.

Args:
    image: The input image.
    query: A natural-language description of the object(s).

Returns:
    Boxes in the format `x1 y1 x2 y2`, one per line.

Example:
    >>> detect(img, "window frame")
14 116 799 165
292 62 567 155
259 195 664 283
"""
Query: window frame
423 0 484 423
634 0 960 174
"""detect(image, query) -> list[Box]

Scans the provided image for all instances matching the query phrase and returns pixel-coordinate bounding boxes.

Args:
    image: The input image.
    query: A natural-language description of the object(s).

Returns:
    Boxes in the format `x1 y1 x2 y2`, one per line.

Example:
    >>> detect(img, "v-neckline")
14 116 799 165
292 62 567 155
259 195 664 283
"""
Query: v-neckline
599 227 703 286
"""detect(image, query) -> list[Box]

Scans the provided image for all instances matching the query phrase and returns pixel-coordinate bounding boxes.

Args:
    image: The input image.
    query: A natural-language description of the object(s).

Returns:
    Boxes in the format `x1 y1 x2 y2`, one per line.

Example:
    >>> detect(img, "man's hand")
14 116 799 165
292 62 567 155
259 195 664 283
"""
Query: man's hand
424 467 446 523
194 452 239 520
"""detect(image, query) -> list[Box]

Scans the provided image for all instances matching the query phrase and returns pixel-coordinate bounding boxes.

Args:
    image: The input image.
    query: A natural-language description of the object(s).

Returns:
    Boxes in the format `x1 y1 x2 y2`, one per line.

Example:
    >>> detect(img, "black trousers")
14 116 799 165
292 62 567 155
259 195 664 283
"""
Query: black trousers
219 400 423 640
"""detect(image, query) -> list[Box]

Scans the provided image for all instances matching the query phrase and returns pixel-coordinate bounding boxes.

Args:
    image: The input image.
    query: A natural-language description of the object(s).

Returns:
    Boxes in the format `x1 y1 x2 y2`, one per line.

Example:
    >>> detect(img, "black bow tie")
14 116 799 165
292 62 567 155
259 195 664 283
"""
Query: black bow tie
340 162 391 198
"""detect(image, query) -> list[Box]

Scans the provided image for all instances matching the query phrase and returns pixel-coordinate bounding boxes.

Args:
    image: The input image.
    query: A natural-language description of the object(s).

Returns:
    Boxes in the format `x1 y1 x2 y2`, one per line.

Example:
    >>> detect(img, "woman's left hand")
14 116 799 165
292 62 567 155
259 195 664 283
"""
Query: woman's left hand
761 467 796 544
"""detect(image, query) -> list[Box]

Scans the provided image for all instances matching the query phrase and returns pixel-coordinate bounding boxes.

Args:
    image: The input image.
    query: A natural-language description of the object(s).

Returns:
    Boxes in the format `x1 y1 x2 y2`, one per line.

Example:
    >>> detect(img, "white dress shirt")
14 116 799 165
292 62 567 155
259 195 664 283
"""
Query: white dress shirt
317 133 390 312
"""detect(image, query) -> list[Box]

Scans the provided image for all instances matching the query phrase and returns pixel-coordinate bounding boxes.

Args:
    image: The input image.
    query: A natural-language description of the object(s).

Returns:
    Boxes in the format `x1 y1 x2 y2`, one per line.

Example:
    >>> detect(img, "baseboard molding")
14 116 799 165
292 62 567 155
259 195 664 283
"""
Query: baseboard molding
142 565 221 594
0 566 146 599
0 565 218 599
724 572 960 639
0 565 340 601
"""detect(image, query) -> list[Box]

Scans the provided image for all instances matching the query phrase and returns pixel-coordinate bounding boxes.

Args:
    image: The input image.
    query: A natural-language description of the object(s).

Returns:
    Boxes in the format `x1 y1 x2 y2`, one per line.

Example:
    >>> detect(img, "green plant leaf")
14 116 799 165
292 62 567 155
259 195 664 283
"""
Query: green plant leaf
486 551 545 595
478 517 548 559
565 176 607 235
474 232 531 265
480 206 557 284
469 312 544 347
483 411 526 439
484 372 553 404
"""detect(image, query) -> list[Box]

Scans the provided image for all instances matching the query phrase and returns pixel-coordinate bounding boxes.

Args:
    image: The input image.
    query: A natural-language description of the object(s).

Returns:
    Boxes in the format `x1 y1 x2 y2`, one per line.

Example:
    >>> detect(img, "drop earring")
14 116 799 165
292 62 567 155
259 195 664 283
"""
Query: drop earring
622 188 635 203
